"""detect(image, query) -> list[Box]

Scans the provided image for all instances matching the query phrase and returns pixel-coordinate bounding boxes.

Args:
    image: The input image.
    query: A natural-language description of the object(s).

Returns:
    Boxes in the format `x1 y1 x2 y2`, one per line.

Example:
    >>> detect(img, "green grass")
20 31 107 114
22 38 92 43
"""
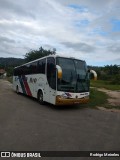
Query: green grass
90 80 120 90
89 88 108 107
82 87 120 109
81 88 108 108
103 104 120 109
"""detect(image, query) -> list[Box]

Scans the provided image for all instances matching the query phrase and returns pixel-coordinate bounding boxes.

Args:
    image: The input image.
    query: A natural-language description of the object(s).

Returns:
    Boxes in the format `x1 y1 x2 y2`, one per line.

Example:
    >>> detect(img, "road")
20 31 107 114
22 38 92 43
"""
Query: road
0 79 120 156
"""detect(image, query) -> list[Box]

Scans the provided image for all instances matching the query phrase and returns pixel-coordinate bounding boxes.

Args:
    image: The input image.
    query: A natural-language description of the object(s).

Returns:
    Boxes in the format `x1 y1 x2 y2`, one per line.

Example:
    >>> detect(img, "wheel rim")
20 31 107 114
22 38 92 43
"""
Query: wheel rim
38 91 43 103
39 93 43 102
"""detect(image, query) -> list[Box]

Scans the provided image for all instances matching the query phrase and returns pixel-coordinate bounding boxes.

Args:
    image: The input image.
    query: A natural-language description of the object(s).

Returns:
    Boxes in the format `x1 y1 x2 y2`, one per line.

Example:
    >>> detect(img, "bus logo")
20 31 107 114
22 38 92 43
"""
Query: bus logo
1 152 10 157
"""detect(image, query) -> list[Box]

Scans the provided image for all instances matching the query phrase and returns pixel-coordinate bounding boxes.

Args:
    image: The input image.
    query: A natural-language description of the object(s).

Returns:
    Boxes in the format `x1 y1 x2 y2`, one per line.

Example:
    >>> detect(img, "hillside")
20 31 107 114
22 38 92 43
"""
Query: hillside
0 57 25 67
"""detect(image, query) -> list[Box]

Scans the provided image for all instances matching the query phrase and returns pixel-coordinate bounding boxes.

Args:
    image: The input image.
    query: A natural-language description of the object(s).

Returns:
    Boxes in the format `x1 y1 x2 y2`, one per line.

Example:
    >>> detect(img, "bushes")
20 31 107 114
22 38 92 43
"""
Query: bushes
91 80 120 90
89 65 120 85
99 74 120 85
110 74 120 85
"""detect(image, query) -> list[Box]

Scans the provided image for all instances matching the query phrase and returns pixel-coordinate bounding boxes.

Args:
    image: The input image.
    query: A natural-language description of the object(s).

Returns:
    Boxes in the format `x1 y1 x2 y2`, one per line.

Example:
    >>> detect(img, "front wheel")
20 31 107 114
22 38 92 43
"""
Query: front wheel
37 90 44 104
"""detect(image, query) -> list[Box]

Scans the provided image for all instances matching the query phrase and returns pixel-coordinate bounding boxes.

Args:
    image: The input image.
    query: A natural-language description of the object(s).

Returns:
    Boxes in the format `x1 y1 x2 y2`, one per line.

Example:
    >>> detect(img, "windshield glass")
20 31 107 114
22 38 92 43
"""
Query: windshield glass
56 57 90 92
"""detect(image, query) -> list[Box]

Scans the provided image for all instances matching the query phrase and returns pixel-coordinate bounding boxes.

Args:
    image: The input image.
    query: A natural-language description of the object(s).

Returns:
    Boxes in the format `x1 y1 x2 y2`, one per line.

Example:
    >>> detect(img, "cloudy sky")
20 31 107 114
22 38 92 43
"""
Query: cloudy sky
0 0 120 66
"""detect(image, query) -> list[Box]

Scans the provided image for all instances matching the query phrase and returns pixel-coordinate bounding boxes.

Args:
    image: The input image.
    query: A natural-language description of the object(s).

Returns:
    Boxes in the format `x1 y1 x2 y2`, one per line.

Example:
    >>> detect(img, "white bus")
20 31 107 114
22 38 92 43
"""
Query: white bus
13 55 97 105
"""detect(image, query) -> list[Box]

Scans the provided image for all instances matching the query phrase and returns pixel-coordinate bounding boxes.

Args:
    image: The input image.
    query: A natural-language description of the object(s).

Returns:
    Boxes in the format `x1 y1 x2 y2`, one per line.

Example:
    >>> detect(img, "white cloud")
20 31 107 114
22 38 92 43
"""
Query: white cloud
0 0 120 65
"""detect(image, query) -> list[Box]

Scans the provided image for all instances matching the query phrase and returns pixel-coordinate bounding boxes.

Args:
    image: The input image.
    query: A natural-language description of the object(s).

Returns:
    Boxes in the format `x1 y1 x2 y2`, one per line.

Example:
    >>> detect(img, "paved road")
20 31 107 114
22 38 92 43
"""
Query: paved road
0 79 120 156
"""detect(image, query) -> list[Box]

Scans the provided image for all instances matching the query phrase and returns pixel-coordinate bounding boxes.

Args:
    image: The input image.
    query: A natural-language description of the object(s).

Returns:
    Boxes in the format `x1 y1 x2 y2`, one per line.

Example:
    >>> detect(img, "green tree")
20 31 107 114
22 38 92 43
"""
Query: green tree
6 66 14 77
24 46 56 62
103 65 119 75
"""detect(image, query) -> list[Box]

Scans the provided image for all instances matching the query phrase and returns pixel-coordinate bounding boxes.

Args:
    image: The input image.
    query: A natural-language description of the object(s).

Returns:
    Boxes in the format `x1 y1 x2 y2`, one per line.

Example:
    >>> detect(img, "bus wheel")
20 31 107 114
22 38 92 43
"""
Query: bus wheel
38 90 44 104
16 86 19 94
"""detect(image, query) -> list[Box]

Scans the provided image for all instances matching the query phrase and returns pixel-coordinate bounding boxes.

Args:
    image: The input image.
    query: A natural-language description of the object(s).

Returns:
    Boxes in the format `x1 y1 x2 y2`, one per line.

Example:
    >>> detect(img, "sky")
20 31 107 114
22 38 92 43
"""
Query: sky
0 0 120 66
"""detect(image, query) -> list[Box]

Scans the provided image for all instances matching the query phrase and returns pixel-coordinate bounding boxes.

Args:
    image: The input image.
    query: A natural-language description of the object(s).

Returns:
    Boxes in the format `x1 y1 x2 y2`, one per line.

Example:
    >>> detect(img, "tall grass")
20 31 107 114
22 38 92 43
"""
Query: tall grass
89 88 108 107
81 88 108 108
90 80 120 90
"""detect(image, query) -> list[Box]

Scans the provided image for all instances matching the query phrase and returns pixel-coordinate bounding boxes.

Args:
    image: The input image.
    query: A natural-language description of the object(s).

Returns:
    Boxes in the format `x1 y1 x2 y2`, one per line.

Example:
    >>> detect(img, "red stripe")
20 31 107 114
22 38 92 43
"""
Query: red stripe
24 80 32 96
22 76 32 96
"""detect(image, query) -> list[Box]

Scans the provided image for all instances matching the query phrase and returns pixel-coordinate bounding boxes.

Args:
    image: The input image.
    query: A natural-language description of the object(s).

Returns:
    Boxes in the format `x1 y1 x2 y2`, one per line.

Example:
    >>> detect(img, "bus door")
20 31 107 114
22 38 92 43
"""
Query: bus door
37 59 50 102
47 57 56 104
44 79 50 103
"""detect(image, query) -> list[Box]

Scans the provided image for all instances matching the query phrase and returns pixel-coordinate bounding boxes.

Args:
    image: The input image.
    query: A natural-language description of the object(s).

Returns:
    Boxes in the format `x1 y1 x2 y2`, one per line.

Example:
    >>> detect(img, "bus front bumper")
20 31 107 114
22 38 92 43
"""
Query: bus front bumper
56 96 89 105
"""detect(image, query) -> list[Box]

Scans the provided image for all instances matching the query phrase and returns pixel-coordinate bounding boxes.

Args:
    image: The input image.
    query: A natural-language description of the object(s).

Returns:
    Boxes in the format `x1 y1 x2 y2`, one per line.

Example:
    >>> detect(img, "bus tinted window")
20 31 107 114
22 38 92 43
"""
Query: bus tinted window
38 59 46 74
14 68 17 76
25 64 30 75
29 62 37 74
47 57 56 89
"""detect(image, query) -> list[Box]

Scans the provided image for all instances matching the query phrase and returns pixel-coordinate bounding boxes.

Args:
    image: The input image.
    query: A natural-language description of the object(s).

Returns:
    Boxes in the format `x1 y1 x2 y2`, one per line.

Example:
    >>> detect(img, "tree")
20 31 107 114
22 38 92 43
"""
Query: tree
6 66 14 77
103 65 119 75
24 46 56 62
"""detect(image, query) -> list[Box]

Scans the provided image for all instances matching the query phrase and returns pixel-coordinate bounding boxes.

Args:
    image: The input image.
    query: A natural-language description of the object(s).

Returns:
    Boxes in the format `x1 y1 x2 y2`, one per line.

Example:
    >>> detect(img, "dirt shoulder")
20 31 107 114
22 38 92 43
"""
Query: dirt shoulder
96 88 120 112
97 88 120 106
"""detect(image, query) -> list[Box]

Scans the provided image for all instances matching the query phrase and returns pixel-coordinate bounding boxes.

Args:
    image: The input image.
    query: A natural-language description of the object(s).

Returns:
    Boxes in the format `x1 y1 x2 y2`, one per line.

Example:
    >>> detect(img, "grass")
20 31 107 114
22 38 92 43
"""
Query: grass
89 88 108 107
89 81 120 109
81 88 120 109
81 88 108 108
103 104 120 109
90 80 120 91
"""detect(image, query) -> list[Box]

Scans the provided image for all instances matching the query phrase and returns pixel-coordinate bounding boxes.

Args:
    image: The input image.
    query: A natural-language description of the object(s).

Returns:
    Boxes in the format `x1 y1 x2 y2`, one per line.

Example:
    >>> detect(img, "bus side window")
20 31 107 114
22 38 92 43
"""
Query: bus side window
47 57 56 90
32 62 37 74
26 64 30 75
29 62 37 74
38 59 46 74
14 69 17 76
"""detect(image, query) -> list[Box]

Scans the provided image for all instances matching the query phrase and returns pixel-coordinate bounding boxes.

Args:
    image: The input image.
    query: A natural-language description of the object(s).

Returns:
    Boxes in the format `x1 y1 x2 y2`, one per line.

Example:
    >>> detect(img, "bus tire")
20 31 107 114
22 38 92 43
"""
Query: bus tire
16 86 19 94
37 90 44 104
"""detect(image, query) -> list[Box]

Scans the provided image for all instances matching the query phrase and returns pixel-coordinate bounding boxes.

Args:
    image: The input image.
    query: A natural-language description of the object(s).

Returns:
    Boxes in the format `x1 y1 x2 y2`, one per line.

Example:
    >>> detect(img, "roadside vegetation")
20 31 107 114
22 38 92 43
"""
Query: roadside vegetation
80 88 108 108
88 88 108 107
90 80 120 90
102 104 120 110
82 88 120 109
89 65 120 109
89 64 120 90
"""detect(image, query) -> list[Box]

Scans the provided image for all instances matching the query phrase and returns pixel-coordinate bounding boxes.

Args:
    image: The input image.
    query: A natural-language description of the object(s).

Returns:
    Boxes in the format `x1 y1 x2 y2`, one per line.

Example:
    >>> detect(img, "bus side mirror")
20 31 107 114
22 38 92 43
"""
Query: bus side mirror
56 65 62 79
89 69 97 80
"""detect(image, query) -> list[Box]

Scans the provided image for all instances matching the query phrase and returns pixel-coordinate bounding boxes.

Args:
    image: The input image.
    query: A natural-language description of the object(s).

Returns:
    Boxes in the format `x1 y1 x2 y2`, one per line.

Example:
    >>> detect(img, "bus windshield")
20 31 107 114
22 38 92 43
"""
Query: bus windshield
56 57 90 93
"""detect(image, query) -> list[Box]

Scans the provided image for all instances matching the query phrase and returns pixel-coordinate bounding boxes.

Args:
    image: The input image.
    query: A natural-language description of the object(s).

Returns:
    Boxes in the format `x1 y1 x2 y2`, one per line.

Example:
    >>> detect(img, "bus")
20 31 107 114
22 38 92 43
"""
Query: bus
13 55 97 105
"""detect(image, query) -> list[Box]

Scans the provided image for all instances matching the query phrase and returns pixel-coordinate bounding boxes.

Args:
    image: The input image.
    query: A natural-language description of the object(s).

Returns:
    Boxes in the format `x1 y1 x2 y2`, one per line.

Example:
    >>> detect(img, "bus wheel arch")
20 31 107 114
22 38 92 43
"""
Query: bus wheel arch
37 89 44 104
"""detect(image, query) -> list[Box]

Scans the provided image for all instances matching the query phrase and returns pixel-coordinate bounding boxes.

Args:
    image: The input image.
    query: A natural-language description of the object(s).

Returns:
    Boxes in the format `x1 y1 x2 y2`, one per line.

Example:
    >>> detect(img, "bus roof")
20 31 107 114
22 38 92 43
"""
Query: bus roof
14 54 85 69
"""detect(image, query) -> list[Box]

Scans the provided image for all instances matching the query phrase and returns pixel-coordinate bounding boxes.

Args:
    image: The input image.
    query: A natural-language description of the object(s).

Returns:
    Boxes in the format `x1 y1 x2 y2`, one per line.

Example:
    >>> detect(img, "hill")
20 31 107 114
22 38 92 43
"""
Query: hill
0 57 25 68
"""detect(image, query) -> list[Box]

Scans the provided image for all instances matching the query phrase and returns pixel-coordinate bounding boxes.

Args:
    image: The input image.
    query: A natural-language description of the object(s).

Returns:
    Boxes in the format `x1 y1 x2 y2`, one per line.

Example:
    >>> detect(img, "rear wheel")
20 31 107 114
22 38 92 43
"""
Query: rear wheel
38 90 44 104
